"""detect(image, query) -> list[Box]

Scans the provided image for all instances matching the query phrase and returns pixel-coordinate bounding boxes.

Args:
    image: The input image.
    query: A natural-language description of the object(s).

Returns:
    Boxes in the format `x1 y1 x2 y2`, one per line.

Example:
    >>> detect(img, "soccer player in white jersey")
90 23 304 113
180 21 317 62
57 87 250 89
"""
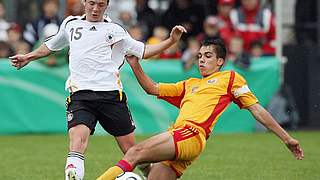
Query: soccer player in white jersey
10 0 186 180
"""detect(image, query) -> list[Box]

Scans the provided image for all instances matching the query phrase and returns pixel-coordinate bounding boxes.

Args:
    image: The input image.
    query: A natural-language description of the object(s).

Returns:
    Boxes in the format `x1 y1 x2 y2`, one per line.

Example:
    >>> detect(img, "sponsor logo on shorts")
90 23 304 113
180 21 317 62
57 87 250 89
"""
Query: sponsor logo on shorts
67 112 74 122
131 119 135 127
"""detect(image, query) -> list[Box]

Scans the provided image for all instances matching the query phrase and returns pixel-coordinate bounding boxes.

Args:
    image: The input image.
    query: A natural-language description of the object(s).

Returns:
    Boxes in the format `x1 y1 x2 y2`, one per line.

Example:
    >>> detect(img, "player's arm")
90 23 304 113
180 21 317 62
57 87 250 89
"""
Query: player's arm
247 103 304 160
10 44 52 70
143 25 186 59
126 55 159 96
11 16 70 70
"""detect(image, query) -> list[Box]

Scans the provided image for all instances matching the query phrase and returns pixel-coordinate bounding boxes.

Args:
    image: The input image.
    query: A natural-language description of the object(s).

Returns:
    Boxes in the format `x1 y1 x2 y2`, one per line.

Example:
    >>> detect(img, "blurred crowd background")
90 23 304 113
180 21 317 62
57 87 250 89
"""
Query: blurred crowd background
0 0 316 69
0 0 319 129
0 0 315 68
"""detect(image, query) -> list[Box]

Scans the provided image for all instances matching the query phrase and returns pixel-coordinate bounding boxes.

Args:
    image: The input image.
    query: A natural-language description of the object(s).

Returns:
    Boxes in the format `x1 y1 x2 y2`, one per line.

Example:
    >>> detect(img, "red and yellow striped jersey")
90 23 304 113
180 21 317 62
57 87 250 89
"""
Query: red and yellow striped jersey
158 71 258 138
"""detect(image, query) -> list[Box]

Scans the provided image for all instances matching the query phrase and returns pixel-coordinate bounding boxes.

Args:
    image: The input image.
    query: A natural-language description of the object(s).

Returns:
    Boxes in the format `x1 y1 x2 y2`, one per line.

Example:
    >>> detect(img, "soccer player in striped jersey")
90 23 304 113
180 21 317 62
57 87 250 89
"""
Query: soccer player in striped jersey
9 0 186 180
97 39 303 180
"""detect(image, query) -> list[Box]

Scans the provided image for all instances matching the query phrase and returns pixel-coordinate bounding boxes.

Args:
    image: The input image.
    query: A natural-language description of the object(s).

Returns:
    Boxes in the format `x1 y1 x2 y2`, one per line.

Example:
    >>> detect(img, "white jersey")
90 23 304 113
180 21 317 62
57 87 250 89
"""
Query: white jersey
45 15 145 92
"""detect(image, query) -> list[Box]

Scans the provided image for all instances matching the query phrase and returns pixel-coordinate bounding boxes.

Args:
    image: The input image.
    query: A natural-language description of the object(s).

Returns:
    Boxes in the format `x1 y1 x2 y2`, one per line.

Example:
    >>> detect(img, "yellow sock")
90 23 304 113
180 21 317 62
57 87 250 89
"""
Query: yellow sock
97 166 124 180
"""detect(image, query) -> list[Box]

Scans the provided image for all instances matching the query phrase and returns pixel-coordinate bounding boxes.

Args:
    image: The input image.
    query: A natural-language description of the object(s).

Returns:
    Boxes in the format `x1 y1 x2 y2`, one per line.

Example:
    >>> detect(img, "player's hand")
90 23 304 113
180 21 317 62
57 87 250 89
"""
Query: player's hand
169 25 187 42
125 55 140 66
9 54 31 70
285 138 304 160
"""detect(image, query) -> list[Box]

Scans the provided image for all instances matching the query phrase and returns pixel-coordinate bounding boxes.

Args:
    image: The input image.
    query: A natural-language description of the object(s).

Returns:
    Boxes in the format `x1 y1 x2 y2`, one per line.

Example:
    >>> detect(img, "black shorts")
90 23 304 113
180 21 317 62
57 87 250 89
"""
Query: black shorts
66 90 135 136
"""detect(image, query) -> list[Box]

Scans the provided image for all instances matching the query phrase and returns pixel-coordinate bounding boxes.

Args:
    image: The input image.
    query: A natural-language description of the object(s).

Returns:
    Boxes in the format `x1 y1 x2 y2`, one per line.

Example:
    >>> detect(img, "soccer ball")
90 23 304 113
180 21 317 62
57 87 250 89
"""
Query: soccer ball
115 172 142 180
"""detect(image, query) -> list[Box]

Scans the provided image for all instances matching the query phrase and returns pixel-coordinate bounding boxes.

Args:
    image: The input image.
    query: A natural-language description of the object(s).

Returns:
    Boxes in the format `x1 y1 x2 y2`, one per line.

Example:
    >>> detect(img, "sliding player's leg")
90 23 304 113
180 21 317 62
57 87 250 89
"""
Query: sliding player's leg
97 132 175 180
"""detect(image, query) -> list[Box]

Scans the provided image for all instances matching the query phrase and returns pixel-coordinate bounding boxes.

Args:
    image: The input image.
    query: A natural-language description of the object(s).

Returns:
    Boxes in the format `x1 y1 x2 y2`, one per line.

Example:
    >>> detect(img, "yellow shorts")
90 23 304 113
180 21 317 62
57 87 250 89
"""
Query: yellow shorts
162 124 206 177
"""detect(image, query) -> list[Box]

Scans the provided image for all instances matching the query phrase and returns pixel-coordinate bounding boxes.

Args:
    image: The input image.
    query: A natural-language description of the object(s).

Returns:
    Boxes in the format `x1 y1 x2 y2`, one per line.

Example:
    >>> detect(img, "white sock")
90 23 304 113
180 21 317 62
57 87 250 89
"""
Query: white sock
65 151 85 180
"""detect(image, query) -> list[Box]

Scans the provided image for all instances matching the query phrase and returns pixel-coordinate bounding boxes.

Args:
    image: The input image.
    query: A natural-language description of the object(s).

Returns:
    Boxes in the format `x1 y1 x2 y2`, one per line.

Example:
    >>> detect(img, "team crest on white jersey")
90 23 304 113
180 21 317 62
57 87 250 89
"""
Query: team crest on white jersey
207 78 218 84
106 33 114 43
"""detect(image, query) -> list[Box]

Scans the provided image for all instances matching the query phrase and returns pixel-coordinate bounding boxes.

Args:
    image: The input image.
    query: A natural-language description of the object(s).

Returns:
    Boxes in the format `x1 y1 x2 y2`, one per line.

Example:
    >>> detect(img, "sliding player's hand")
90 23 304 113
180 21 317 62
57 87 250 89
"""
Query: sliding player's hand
286 138 304 160
125 55 140 67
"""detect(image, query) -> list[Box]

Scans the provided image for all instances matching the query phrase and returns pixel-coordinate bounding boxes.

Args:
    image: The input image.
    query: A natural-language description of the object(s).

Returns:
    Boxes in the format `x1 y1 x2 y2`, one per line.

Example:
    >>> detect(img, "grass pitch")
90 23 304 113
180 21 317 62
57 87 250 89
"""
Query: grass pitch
0 131 319 180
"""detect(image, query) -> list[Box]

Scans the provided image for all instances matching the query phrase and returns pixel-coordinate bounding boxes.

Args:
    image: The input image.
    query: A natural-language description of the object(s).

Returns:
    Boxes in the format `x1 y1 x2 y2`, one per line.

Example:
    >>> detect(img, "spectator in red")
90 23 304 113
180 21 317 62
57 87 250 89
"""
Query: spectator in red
7 23 30 54
230 0 276 55
217 0 235 47
159 42 182 59
66 0 85 16
7 23 22 46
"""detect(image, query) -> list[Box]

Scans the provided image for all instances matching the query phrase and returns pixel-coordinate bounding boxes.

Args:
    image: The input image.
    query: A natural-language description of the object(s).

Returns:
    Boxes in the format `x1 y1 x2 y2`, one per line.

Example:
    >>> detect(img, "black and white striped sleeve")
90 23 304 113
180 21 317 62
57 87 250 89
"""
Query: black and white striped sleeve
44 16 72 51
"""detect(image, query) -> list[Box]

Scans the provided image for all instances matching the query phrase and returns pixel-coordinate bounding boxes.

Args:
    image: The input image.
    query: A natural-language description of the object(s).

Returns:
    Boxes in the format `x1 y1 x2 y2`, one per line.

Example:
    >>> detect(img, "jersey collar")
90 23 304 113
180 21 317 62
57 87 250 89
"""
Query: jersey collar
80 14 111 22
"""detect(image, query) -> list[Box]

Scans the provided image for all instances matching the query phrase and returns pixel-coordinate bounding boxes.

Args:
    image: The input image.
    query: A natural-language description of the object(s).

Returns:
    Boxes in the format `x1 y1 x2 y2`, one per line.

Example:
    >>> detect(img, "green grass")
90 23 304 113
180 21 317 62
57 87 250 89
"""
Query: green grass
0 131 319 180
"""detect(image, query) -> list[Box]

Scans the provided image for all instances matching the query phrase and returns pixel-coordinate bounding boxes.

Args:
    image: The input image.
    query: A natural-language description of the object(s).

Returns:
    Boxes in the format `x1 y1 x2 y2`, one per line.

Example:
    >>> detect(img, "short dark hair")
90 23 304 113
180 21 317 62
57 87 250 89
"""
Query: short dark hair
201 38 227 60
83 0 110 4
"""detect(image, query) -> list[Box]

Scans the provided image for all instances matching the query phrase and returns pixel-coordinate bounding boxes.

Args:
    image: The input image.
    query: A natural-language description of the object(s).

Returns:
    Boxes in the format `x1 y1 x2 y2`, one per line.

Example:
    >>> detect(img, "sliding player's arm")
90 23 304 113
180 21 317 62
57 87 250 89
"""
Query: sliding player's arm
231 72 303 160
126 56 159 96
247 103 303 160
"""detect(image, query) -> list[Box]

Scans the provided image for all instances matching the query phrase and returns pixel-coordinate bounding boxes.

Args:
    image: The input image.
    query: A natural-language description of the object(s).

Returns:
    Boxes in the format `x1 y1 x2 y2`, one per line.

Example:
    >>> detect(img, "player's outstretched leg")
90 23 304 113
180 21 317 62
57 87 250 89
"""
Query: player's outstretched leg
97 132 175 180
97 159 134 180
